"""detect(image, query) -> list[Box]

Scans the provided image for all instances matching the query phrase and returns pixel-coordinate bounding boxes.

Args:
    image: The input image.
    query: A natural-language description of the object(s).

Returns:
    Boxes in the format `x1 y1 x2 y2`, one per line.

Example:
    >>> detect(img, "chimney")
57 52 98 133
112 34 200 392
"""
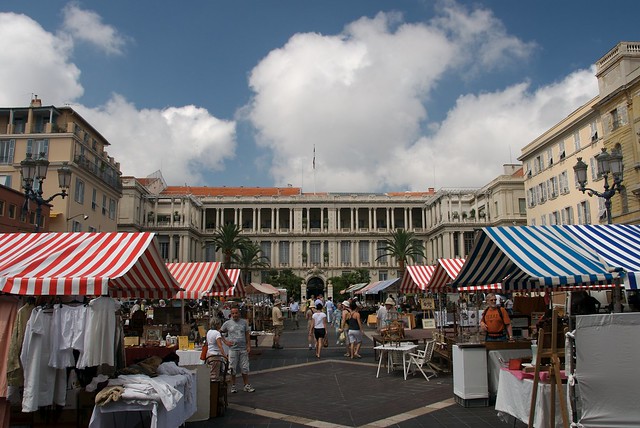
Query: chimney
428 187 435 193
30 95 42 107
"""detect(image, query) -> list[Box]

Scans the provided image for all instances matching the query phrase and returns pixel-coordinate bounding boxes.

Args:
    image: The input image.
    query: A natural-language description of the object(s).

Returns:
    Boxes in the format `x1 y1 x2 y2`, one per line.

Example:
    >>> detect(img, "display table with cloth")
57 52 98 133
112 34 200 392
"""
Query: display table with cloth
176 350 203 366
124 346 178 367
487 348 532 397
495 368 567 428
89 368 196 428
374 343 417 380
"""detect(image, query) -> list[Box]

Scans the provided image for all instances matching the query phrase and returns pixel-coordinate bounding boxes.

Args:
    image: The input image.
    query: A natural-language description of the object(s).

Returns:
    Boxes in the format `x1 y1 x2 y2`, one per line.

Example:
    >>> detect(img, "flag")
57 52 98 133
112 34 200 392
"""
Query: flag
313 145 316 169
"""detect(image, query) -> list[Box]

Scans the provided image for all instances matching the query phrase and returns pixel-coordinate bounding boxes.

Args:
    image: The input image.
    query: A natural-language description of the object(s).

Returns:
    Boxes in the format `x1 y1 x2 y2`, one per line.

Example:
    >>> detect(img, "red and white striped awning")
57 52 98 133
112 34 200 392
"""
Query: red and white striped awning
456 284 503 292
428 259 466 292
168 262 234 299
0 232 181 298
211 268 246 297
399 265 436 293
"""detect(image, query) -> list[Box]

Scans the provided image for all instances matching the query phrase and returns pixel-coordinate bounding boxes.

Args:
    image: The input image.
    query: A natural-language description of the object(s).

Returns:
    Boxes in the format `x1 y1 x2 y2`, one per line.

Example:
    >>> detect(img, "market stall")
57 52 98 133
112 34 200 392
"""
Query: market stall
0 232 189 426
244 282 279 331
210 268 246 299
451 225 639 425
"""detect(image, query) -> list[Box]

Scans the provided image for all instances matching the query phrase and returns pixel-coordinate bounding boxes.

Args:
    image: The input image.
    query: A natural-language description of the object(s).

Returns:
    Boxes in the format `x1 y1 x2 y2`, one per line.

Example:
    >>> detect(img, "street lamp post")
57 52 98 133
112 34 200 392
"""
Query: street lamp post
67 213 89 232
20 152 72 232
573 147 624 312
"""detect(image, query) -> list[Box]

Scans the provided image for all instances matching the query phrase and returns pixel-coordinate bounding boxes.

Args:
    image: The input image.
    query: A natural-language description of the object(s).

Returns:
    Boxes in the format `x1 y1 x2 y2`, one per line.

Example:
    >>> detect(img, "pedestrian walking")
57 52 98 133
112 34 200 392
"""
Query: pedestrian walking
340 300 352 357
289 299 300 329
306 303 315 350
346 301 363 358
271 299 284 349
325 297 335 323
310 303 328 358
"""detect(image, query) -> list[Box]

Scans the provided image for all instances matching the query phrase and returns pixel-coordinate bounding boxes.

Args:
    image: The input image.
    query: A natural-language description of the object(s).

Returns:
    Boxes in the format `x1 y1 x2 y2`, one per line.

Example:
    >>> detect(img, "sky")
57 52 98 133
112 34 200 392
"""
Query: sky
1 0 638 193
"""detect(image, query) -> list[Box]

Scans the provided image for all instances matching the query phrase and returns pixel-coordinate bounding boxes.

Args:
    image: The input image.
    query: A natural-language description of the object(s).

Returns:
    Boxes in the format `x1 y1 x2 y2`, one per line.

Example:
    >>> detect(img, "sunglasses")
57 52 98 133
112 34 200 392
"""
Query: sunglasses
488 299 497 302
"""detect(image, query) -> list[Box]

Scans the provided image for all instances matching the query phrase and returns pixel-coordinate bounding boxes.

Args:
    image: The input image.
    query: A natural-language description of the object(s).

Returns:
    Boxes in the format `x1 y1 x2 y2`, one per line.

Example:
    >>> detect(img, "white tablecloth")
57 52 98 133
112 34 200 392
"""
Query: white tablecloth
89 372 197 428
176 350 203 366
487 348 532 396
495 369 567 428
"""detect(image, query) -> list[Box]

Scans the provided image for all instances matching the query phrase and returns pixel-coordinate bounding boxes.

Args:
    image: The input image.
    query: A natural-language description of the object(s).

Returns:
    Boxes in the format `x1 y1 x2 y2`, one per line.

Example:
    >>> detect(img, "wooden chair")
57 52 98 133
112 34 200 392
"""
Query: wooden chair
406 340 438 381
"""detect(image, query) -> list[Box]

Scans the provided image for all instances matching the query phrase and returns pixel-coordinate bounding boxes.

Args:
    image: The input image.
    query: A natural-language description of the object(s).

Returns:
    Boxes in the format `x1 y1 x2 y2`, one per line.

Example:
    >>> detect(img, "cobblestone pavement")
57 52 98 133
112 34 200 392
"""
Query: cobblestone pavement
186 318 525 427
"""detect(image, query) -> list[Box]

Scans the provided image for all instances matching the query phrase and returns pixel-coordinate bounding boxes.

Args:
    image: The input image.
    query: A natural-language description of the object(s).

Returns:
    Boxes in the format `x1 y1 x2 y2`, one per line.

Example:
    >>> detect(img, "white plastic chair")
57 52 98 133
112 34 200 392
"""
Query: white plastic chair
406 340 438 381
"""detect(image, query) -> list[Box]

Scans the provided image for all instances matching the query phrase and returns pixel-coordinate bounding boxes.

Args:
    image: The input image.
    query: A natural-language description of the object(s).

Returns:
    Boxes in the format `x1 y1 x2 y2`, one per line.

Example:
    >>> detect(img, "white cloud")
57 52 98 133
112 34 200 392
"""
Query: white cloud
245 2 590 192
75 95 237 185
61 2 127 55
381 69 598 190
0 9 236 185
0 13 82 105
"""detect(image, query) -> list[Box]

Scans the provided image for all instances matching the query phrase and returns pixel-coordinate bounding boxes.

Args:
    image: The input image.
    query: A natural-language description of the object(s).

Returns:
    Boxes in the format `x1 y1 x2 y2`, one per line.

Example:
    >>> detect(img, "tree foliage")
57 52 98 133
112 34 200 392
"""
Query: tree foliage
376 229 425 274
233 241 270 283
266 269 305 300
209 223 250 269
329 268 370 295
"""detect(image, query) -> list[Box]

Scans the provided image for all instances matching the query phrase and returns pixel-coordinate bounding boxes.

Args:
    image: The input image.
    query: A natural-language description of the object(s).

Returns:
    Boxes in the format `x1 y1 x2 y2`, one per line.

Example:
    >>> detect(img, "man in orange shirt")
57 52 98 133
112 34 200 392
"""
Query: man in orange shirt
480 293 514 342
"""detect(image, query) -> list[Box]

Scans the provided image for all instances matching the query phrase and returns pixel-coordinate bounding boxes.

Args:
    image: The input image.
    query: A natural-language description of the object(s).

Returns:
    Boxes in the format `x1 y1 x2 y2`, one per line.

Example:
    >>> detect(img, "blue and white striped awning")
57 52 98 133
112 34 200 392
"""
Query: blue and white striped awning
450 226 625 291
563 224 640 290
362 278 400 295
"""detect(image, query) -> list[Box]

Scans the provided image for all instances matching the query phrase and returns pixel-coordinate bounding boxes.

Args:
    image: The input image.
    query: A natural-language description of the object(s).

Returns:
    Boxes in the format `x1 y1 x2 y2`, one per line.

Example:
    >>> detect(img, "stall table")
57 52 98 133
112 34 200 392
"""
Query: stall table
176 350 204 366
371 329 433 359
124 345 178 366
487 348 532 397
495 368 567 428
374 343 417 380
89 372 196 428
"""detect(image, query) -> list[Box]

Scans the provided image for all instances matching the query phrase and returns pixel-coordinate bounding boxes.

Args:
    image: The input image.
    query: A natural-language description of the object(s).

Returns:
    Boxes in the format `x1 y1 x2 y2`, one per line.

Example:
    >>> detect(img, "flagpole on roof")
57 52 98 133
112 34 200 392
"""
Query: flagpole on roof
313 145 316 195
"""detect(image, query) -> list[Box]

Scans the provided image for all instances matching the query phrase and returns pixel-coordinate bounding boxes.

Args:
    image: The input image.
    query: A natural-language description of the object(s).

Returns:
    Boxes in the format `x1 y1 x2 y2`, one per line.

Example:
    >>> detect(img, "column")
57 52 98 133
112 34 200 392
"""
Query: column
271 208 275 231
373 208 377 230
253 208 257 231
275 208 280 231
391 209 395 229
257 209 262 231
355 208 359 230
405 208 409 229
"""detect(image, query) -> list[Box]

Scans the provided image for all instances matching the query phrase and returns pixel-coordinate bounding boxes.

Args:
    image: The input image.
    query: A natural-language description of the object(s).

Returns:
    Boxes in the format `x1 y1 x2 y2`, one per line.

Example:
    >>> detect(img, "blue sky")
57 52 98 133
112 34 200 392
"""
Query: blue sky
1 1 638 192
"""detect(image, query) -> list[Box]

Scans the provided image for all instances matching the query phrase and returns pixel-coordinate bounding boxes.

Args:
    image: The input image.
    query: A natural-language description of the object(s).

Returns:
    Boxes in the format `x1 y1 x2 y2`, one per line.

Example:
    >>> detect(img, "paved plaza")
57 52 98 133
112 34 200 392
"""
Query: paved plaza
187 317 526 427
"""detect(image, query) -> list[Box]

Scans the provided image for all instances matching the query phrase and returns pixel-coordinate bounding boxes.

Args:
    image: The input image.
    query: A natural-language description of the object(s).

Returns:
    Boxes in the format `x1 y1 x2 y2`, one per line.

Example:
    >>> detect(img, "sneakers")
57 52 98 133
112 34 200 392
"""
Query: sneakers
230 385 237 393
308 344 313 350
243 384 256 393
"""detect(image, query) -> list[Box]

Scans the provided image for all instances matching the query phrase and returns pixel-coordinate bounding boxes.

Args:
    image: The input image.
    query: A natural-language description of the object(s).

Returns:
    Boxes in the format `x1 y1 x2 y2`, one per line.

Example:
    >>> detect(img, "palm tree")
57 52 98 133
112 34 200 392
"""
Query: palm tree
233 242 270 284
376 229 425 276
210 223 250 269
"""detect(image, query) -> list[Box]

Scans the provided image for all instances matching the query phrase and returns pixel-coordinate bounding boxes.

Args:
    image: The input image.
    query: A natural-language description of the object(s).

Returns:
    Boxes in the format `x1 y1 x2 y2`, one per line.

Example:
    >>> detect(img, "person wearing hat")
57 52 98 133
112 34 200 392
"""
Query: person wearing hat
376 297 397 332
272 299 284 349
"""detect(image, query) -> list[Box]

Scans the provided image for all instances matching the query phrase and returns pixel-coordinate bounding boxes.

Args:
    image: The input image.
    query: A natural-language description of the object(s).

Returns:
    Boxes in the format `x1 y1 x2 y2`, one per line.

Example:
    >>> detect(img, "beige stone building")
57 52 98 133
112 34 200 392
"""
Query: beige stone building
0 98 122 232
118 165 525 297
520 41 640 225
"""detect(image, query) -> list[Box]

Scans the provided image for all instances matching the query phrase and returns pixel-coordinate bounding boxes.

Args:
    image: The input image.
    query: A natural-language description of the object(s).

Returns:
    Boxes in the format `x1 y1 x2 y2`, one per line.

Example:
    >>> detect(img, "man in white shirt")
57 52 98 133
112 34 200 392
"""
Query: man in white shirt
289 299 300 329
324 297 335 323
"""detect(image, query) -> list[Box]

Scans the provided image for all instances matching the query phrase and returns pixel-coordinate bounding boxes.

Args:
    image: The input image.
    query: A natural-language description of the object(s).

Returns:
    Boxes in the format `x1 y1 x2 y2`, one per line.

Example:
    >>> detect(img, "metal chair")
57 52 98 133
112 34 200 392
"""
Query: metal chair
406 339 438 381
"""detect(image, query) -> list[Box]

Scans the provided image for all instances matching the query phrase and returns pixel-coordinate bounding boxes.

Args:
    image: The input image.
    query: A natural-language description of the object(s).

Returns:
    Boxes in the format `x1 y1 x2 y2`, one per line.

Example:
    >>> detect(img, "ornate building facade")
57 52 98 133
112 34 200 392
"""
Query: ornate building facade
118 165 525 298
520 41 640 226
0 97 122 232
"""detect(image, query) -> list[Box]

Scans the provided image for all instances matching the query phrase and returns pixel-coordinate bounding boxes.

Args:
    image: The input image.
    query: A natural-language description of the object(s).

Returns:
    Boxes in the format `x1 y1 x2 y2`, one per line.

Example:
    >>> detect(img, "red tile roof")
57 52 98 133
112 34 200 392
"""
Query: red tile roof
160 186 302 197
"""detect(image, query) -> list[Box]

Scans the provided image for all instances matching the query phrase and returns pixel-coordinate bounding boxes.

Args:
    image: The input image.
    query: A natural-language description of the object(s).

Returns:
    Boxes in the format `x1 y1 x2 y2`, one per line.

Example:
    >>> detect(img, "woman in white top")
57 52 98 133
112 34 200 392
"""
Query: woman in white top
205 319 233 381
309 303 328 359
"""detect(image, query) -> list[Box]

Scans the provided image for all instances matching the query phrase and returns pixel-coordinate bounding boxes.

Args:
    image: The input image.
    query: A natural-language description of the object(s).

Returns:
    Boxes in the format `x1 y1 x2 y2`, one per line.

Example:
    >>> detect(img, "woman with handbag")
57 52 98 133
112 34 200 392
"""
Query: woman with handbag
205 319 233 381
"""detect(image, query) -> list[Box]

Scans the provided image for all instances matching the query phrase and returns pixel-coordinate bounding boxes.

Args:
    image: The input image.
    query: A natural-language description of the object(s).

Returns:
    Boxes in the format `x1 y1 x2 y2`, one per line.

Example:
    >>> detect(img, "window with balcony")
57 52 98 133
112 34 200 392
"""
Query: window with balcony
92 189 97 211
109 198 116 220
310 241 321 264
74 178 85 204
26 139 49 158
102 194 107 215
577 200 591 225
359 241 370 265
340 241 351 265
0 140 15 164
260 241 271 263
561 206 574 225
573 131 581 151
279 241 290 266
559 171 569 194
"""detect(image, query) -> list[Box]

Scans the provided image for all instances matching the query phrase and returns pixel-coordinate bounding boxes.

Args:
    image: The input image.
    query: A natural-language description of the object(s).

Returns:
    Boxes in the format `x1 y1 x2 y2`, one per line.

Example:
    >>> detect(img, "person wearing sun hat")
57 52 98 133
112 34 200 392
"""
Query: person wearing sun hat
271 299 284 349
376 296 397 331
